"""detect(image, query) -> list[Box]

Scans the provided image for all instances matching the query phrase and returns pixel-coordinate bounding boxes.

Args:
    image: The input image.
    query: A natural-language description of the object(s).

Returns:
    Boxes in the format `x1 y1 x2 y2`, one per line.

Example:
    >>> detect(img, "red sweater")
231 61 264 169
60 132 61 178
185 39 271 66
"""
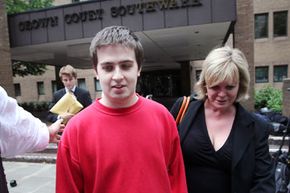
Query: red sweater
56 96 187 193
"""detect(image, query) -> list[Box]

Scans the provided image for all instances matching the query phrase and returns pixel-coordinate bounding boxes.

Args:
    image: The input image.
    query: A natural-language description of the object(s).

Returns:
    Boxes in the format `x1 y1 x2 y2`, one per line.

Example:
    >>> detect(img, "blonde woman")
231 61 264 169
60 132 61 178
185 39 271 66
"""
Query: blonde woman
171 46 275 193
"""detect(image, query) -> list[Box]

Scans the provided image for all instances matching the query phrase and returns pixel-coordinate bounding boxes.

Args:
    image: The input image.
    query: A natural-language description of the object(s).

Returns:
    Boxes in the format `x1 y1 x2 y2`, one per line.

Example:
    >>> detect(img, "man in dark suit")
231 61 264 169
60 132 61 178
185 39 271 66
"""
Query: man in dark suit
47 64 92 123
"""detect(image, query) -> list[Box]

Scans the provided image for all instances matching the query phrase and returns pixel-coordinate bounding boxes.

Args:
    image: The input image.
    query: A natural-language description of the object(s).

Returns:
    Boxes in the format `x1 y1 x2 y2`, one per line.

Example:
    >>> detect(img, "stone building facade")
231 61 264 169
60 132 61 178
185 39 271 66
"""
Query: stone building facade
0 0 14 96
6 0 241 110
254 0 290 91
3 0 289 114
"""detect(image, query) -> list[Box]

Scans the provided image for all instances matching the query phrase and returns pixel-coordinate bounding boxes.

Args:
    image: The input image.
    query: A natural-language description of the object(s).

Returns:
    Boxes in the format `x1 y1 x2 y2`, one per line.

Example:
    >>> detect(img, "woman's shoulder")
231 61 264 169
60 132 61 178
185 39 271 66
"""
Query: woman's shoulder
237 104 272 135
170 96 200 117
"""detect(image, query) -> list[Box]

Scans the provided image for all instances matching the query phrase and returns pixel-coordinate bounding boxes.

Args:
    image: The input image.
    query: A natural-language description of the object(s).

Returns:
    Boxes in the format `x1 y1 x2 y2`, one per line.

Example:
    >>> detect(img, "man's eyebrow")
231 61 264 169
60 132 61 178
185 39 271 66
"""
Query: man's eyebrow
99 61 114 66
100 60 134 65
119 60 134 64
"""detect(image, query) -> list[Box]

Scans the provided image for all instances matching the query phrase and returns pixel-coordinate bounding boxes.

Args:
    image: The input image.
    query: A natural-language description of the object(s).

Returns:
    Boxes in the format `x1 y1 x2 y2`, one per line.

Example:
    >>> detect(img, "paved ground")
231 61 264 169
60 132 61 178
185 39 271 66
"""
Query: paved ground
3 161 56 193
1 136 287 193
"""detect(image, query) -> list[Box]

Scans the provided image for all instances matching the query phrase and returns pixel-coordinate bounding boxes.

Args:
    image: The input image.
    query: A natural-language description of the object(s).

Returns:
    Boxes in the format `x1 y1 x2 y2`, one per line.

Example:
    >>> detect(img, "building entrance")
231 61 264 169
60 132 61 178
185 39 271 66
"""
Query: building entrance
137 70 181 109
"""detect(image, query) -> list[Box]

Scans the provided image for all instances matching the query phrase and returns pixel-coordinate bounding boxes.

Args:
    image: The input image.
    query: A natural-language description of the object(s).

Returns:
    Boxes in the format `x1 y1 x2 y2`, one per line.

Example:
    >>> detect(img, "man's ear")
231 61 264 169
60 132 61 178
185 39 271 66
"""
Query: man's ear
137 66 142 77
94 70 99 80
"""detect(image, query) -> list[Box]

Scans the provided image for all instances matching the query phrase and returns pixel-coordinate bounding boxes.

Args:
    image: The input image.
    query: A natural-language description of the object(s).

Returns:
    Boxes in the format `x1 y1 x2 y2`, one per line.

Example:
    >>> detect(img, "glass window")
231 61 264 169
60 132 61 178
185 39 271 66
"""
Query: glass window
137 70 181 97
51 80 57 94
94 78 102 91
78 78 86 89
274 65 288 82
255 13 268 39
37 81 45 95
255 66 269 83
274 11 288 37
196 70 201 81
14 83 21 96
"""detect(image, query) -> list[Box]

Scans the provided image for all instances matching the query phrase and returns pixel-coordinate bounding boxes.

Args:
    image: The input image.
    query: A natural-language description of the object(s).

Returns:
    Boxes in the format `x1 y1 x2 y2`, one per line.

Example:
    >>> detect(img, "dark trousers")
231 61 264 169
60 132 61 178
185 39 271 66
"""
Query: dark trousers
0 155 8 193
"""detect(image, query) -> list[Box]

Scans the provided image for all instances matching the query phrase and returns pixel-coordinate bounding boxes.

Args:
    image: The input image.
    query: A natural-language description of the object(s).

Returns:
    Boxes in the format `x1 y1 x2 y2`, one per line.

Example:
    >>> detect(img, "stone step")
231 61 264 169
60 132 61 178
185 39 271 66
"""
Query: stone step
3 143 58 164
37 143 58 154
269 135 290 145
269 144 289 153
3 153 56 163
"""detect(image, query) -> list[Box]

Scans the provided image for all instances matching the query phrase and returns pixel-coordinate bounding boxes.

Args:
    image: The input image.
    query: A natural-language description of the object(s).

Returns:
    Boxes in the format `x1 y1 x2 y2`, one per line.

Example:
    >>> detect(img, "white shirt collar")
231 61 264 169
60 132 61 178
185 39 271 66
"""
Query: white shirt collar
66 86 76 93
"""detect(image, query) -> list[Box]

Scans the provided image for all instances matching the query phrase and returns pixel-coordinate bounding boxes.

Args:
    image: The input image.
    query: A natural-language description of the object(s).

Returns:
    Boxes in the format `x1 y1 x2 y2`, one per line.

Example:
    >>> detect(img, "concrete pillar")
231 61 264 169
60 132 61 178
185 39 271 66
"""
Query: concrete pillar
282 78 290 117
55 66 63 90
235 0 255 111
0 0 14 97
179 61 191 96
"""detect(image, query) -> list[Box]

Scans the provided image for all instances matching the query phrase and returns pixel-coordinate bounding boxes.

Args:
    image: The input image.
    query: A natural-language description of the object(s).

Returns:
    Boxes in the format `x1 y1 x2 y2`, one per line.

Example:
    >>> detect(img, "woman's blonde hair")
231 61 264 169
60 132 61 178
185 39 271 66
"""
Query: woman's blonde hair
195 46 250 101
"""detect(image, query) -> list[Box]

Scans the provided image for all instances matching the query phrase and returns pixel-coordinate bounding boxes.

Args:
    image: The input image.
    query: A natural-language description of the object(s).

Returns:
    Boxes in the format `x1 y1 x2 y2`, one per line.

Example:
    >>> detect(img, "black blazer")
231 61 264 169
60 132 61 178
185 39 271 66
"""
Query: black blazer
47 87 92 123
171 99 275 193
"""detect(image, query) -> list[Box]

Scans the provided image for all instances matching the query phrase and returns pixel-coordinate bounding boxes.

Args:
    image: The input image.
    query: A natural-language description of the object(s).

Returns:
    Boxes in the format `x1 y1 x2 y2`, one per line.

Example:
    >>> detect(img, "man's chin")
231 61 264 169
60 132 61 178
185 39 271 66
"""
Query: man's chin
111 93 128 99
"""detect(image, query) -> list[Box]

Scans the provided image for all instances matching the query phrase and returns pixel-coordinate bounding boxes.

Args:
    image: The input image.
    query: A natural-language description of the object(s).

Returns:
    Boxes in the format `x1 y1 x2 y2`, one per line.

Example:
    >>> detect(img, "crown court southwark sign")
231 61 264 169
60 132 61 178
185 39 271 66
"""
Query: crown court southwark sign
18 0 202 32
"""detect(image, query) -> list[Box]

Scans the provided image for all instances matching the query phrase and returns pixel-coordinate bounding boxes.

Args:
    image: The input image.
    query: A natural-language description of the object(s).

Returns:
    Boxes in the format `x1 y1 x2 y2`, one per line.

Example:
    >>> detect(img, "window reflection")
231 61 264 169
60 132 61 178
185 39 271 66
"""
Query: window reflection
137 70 181 97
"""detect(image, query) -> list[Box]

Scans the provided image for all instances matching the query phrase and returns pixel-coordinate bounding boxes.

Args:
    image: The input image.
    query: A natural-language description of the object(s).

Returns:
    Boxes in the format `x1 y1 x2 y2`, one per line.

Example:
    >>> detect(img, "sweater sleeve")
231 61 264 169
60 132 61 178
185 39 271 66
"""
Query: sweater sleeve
0 86 49 157
167 114 188 193
56 125 83 193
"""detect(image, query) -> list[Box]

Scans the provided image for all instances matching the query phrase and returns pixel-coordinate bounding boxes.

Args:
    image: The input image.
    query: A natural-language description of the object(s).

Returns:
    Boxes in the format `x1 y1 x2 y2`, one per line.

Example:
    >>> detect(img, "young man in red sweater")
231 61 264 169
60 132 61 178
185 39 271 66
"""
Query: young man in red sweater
56 26 187 193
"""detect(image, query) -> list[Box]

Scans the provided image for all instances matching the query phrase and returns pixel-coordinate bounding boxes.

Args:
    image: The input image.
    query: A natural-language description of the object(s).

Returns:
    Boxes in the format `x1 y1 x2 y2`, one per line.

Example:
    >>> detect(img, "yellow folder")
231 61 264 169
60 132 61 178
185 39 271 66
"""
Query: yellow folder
50 92 83 115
